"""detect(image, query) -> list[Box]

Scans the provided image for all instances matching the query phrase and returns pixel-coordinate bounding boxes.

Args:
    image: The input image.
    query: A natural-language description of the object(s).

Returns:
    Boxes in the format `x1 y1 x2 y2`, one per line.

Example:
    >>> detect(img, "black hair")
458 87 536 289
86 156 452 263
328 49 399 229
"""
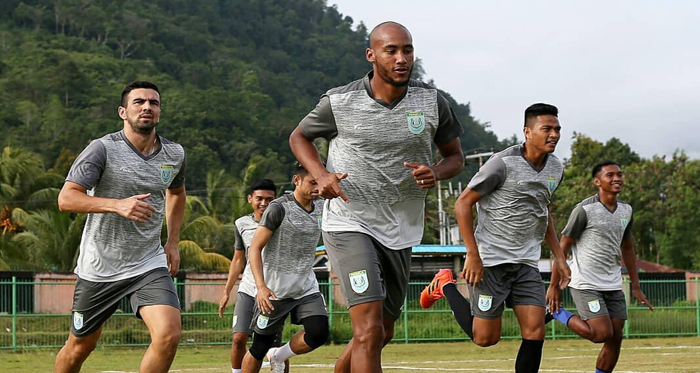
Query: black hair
121 81 160 107
592 160 621 178
250 179 276 193
524 103 558 127
295 161 309 178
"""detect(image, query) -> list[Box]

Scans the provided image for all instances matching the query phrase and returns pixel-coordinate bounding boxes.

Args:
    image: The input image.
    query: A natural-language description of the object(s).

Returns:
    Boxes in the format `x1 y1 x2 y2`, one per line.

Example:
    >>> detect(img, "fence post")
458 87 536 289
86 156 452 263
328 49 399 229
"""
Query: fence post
12 276 17 351
327 278 334 340
403 295 409 344
695 277 699 337
623 276 630 339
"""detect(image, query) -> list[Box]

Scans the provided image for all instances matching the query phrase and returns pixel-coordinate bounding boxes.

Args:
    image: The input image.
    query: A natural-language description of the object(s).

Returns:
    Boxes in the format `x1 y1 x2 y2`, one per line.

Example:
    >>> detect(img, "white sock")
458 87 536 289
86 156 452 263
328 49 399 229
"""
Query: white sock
273 342 297 362
232 368 242 373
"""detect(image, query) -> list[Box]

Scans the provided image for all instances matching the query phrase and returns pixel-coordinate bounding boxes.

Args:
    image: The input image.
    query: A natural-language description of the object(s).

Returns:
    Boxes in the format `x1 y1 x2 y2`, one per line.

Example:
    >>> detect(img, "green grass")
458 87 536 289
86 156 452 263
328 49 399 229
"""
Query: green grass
2 337 700 372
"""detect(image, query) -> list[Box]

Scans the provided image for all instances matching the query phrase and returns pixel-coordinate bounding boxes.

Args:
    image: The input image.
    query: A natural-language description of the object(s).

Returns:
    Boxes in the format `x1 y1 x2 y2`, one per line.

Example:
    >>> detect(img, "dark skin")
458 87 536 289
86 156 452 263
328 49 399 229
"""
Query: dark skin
289 22 464 373
548 164 653 372
454 114 571 347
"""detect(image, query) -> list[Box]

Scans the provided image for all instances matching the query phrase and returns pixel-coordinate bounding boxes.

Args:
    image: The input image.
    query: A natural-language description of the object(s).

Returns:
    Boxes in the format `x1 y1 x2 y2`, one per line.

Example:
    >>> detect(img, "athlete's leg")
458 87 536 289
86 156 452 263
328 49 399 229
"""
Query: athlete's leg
243 332 277 373
231 332 250 371
564 314 614 342
512 305 546 373
138 304 182 373
348 300 385 373
472 317 503 347
595 317 625 373
54 327 103 373
335 316 395 373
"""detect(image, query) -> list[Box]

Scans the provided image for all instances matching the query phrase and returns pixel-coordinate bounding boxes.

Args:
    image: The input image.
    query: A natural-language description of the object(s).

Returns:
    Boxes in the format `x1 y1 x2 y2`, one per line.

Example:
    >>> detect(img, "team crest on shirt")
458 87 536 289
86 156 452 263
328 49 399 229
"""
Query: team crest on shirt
620 216 629 230
478 295 493 311
406 112 426 135
588 299 601 313
547 177 558 193
160 165 174 184
73 312 84 330
257 315 269 329
349 270 369 294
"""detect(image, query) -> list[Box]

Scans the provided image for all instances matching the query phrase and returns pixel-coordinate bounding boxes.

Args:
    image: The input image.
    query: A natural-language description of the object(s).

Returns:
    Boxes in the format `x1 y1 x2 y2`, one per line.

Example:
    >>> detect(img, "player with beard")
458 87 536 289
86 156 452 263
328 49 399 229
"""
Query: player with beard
289 21 464 373
55 81 186 373
547 161 653 373
421 103 571 373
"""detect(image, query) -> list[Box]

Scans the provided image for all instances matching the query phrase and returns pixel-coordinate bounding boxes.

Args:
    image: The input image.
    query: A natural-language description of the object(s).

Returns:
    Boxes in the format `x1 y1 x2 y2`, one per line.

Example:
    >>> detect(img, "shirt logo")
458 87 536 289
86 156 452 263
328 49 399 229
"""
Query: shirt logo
588 299 601 313
620 215 629 230
478 295 493 312
349 269 369 294
406 112 426 135
73 312 84 330
547 177 558 193
160 165 174 184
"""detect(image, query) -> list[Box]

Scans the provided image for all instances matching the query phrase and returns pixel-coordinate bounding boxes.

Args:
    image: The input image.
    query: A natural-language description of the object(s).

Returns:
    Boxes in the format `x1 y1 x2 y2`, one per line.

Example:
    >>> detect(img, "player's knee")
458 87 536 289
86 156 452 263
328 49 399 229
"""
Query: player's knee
473 333 500 347
153 328 181 350
232 332 250 348
383 327 394 346
591 328 614 343
248 333 276 361
302 315 329 349
67 336 98 358
355 322 385 348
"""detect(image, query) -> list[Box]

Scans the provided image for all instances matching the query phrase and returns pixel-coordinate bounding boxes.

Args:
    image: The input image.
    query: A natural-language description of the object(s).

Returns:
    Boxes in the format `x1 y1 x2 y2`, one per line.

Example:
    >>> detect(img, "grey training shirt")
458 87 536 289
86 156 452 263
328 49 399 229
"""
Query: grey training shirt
299 71 463 249
258 194 324 299
234 214 260 297
562 194 634 291
468 144 564 268
66 131 186 282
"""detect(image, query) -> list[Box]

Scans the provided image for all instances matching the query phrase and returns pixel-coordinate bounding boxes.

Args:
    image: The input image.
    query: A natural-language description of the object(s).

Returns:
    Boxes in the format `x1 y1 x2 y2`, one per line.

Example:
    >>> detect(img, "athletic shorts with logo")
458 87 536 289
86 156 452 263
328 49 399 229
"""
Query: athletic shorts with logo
322 231 411 320
570 288 627 320
252 292 327 335
467 263 545 319
233 292 282 346
70 267 180 337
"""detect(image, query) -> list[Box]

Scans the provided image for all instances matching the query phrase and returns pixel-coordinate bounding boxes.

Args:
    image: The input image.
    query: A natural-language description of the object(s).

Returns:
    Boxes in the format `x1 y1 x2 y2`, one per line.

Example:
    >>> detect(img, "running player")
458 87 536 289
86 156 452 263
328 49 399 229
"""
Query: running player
547 161 653 373
218 179 278 373
289 21 464 373
421 103 571 373
241 163 328 373
54 81 186 373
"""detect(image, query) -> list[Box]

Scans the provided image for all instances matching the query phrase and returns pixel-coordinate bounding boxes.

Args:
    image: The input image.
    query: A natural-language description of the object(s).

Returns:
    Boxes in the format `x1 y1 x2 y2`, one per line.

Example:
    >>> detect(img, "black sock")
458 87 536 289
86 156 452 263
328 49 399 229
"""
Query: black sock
515 339 544 373
442 283 473 339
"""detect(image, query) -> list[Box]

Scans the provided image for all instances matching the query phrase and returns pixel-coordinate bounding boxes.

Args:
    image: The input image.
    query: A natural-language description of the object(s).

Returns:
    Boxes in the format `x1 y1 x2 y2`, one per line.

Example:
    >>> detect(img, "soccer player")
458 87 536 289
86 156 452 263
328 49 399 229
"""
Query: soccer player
421 103 572 373
241 163 328 373
288 21 464 373
218 179 282 373
54 81 186 373
547 161 654 373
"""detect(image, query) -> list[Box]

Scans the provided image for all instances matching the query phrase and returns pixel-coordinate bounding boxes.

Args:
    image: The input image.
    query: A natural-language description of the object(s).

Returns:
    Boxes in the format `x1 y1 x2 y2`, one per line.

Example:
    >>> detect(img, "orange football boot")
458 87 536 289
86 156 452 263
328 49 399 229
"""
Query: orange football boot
420 269 456 309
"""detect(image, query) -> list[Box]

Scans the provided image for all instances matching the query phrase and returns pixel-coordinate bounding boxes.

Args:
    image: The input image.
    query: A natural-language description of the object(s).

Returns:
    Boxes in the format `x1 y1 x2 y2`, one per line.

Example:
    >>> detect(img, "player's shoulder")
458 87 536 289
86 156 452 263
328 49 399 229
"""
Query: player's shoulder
235 213 255 227
493 144 522 160
326 76 366 97
617 199 633 211
577 194 600 210
159 134 184 152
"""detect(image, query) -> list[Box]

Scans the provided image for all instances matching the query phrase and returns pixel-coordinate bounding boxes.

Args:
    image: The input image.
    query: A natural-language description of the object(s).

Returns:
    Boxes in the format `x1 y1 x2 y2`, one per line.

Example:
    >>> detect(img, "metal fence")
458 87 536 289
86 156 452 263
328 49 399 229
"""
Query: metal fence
1 277 698 350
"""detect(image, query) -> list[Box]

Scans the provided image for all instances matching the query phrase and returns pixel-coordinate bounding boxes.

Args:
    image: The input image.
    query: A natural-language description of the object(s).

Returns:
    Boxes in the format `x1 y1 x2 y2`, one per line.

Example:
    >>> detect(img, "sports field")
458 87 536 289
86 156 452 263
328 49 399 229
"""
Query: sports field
2 337 699 373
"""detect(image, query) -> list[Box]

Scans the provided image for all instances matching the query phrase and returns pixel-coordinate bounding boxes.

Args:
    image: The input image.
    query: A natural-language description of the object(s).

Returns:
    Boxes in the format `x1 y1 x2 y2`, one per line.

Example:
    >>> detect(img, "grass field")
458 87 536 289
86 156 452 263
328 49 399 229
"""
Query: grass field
2 337 700 373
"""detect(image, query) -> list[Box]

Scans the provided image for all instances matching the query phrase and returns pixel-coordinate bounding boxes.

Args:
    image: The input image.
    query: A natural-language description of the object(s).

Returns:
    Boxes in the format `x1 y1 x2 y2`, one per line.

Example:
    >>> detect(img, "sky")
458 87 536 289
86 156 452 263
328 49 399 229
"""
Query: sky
329 0 700 160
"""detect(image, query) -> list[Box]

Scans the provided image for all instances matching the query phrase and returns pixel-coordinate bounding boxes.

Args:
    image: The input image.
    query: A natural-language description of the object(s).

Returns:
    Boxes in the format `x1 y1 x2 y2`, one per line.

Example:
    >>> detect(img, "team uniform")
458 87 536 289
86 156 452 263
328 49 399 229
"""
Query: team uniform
251 194 326 336
299 71 462 319
65 130 185 336
231 214 263 335
467 144 564 318
562 195 633 320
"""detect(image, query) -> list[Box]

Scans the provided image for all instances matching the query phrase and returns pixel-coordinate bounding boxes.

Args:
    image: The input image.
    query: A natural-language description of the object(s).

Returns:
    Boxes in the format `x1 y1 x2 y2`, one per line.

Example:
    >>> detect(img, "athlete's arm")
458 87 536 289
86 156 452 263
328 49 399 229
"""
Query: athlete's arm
248 226 276 314
164 185 186 276
405 138 464 189
58 181 156 222
218 249 246 318
455 188 483 286
547 234 574 312
621 237 654 311
545 210 571 290
289 127 349 202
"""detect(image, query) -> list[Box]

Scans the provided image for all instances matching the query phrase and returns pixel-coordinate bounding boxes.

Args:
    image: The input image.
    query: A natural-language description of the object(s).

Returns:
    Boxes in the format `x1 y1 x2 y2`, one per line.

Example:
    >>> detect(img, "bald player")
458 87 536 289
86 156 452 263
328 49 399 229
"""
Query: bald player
289 21 464 373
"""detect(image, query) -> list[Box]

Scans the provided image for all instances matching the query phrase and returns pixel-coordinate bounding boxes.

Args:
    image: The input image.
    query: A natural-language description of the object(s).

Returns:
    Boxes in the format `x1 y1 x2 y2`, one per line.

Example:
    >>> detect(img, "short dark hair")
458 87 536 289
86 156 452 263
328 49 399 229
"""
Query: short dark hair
294 162 309 178
592 160 621 178
121 81 160 107
250 179 276 194
524 103 558 127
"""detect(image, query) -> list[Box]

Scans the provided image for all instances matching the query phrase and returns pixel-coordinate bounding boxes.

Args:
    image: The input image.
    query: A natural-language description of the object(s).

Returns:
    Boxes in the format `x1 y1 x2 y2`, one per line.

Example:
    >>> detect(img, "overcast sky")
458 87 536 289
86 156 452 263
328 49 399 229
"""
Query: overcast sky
329 0 700 160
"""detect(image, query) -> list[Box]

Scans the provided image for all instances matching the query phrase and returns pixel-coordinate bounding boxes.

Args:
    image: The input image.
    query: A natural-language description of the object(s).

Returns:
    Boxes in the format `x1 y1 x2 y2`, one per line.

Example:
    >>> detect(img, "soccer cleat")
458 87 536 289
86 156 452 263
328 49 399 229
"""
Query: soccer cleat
420 269 456 309
266 347 285 373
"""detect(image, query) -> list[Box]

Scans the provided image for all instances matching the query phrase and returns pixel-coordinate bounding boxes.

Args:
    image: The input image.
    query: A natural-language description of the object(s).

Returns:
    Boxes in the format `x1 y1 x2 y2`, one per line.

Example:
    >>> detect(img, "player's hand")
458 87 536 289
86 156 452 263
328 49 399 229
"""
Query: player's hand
256 286 278 314
164 241 180 276
546 285 562 313
316 171 350 202
114 193 156 223
461 254 483 286
554 257 571 290
404 162 436 189
633 287 654 312
218 292 230 318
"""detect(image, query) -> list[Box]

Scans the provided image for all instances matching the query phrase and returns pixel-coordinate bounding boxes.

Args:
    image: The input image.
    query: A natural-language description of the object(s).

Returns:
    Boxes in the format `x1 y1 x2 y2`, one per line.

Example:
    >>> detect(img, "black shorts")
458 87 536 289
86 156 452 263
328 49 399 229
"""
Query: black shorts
70 268 180 337
251 292 327 335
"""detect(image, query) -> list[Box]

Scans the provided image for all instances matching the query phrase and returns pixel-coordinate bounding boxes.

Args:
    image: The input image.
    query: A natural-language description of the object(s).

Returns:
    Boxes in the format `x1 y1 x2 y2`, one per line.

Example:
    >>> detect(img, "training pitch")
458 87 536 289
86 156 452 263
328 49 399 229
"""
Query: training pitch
2 337 699 372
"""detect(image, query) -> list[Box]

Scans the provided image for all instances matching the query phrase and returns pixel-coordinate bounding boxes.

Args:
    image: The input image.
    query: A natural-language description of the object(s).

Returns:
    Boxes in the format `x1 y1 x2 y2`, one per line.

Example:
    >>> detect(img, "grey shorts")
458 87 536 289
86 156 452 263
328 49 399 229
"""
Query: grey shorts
468 264 545 319
323 231 411 320
70 267 180 337
252 292 327 335
570 288 627 320
233 292 256 335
